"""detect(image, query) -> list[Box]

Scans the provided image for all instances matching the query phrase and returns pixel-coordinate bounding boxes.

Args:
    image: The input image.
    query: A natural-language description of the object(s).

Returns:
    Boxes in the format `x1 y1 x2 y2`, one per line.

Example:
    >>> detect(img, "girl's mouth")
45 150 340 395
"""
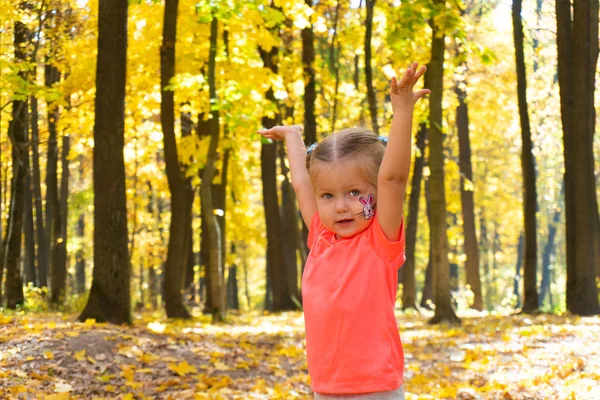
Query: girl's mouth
336 219 353 225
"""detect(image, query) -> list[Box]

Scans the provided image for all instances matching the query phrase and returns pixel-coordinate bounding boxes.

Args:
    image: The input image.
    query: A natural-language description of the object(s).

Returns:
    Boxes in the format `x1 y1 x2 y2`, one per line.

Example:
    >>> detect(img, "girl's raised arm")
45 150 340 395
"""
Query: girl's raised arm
258 125 317 227
377 63 430 241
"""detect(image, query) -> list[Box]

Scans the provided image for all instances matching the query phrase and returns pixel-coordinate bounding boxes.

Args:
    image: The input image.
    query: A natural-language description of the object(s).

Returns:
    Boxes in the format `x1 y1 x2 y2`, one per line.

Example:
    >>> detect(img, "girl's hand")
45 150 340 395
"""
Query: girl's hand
257 125 304 141
390 62 430 113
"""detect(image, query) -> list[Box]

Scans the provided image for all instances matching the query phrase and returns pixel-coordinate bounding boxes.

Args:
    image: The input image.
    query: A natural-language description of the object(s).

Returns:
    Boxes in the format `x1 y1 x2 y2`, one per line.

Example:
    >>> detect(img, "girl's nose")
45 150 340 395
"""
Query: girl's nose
335 198 348 213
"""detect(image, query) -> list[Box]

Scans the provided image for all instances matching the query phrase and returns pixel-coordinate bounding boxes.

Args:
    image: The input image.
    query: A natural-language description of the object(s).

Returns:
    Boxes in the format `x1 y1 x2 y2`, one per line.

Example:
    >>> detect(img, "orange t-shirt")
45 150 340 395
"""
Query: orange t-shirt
302 212 406 394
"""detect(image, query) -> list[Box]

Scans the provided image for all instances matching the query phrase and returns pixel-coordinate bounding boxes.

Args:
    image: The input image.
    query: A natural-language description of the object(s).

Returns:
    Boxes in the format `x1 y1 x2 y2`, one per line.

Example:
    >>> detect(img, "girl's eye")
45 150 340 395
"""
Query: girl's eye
323 193 333 199
350 190 360 196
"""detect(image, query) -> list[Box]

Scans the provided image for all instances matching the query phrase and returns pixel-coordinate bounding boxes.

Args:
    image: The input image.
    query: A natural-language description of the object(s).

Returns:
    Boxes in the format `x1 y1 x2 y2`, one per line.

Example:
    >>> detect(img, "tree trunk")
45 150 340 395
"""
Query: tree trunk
455 68 483 311
540 181 564 307
364 0 379 134
556 0 600 315
227 244 239 310
78 0 131 324
302 0 317 145
420 173 433 309
201 15 225 322
24 134 36 287
513 232 524 309
181 110 195 296
427 1 460 325
329 1 341 132
420 244 434 309
279 142 301 307
513 0 539 313
402 123 427 310
50 135 70 304
44 61 60 292
259 19 296 311
31 95 46 288
75 213 85 294
571 0 599 314
160 0 192 319
3 18 28 308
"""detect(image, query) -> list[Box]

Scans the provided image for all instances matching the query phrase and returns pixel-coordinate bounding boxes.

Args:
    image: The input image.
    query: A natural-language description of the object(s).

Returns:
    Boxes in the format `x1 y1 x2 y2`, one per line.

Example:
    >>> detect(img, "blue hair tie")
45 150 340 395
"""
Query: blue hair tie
378 136 388 145
307 142 318 154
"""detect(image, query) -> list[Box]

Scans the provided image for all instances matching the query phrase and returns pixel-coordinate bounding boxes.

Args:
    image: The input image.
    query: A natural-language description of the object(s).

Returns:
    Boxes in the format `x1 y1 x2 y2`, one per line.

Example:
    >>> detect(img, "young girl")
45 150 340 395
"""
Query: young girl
258 63 429 399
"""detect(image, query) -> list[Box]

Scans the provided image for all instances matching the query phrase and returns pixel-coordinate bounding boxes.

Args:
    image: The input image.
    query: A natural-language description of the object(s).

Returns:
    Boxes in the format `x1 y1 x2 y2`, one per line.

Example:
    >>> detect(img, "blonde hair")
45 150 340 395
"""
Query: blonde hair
306 127 386 188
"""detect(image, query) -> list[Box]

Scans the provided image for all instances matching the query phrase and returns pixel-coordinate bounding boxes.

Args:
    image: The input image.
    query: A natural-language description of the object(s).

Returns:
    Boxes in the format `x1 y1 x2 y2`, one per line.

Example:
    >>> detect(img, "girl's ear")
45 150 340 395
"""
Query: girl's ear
368 194 374 203
359 196 368 205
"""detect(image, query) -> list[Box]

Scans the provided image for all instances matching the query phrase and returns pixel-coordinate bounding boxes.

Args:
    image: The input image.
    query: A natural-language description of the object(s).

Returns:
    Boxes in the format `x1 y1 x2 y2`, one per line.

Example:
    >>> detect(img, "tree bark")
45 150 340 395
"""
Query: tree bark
78 0 131 324
540 181 564 307
427 2 460 324
181 110 195 296
24 132 36 287
50 135 70 304
364 0 379 134
201 15 225 322
513 232 524 309
44 61 60 291
302 0 317 145
513 0 539 313
75 213 85 294
160 0 192 319
259 38 296 311
402 124 427 310
3 18 28 308
279 142 301 307
556 0 600 315
420 171 434 309
455 69 483 311
31 95 45 288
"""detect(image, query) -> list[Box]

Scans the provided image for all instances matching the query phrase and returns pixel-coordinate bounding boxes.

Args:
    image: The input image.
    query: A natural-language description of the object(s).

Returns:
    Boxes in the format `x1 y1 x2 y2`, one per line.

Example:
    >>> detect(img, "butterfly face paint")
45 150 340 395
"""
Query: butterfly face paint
359 194 375 220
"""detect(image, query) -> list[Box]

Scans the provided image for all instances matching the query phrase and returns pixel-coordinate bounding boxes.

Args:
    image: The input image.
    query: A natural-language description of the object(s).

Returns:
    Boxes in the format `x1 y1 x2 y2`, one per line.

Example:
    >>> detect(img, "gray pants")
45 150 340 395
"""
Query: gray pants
314 385 405 400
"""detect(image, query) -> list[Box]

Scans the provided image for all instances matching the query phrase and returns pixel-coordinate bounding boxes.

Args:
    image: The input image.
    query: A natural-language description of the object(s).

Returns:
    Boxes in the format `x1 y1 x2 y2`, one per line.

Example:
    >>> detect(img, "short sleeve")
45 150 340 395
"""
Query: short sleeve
370 216 406 268
307 212 323 250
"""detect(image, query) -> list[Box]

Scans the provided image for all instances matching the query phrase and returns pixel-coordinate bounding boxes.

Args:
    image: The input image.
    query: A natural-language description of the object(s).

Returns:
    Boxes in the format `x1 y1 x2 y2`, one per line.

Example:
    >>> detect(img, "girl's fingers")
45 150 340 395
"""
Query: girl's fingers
391 76 398 94
413 66 426 84
398 68 413 88
414 89 431 100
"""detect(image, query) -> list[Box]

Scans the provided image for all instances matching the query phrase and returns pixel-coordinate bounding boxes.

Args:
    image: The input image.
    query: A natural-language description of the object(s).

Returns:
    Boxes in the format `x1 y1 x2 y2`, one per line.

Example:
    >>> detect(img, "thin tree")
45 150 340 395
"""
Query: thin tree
50 135 70 303
455 59 483 311
540 182 564 307
302 0 317 145
160 0 192 319
79 0 131 324
512 0 539 312
364 0 379 134
556 0 600 315
259 21 296 312
427 0 460 325
402 123 427 310
201 14 226 321
3 16 28 308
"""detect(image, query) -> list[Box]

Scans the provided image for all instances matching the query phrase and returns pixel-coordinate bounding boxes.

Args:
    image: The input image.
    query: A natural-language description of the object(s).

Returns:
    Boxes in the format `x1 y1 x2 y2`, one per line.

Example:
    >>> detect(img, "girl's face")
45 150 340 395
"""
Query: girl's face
312 160 377 239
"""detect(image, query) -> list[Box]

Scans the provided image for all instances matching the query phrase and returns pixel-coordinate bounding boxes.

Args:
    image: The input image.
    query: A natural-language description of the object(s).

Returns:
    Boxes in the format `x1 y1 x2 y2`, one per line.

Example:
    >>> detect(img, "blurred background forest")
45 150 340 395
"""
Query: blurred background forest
0 0 599 323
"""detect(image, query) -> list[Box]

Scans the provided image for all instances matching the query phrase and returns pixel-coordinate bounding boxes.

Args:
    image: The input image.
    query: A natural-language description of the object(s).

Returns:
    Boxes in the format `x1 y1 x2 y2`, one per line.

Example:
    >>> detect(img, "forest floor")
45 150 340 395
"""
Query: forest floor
0 308 599 399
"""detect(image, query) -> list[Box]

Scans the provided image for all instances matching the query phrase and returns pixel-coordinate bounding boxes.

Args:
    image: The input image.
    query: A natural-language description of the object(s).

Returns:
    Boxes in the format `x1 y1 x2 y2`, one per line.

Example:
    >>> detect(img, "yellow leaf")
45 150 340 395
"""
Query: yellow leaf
168 361 197 377
84 318 96 326
139 353 158 364
87 356 96 364
74 350 86 361
66 331 79 337
44 394 70 400
44 351 54 360
105 385 116 393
